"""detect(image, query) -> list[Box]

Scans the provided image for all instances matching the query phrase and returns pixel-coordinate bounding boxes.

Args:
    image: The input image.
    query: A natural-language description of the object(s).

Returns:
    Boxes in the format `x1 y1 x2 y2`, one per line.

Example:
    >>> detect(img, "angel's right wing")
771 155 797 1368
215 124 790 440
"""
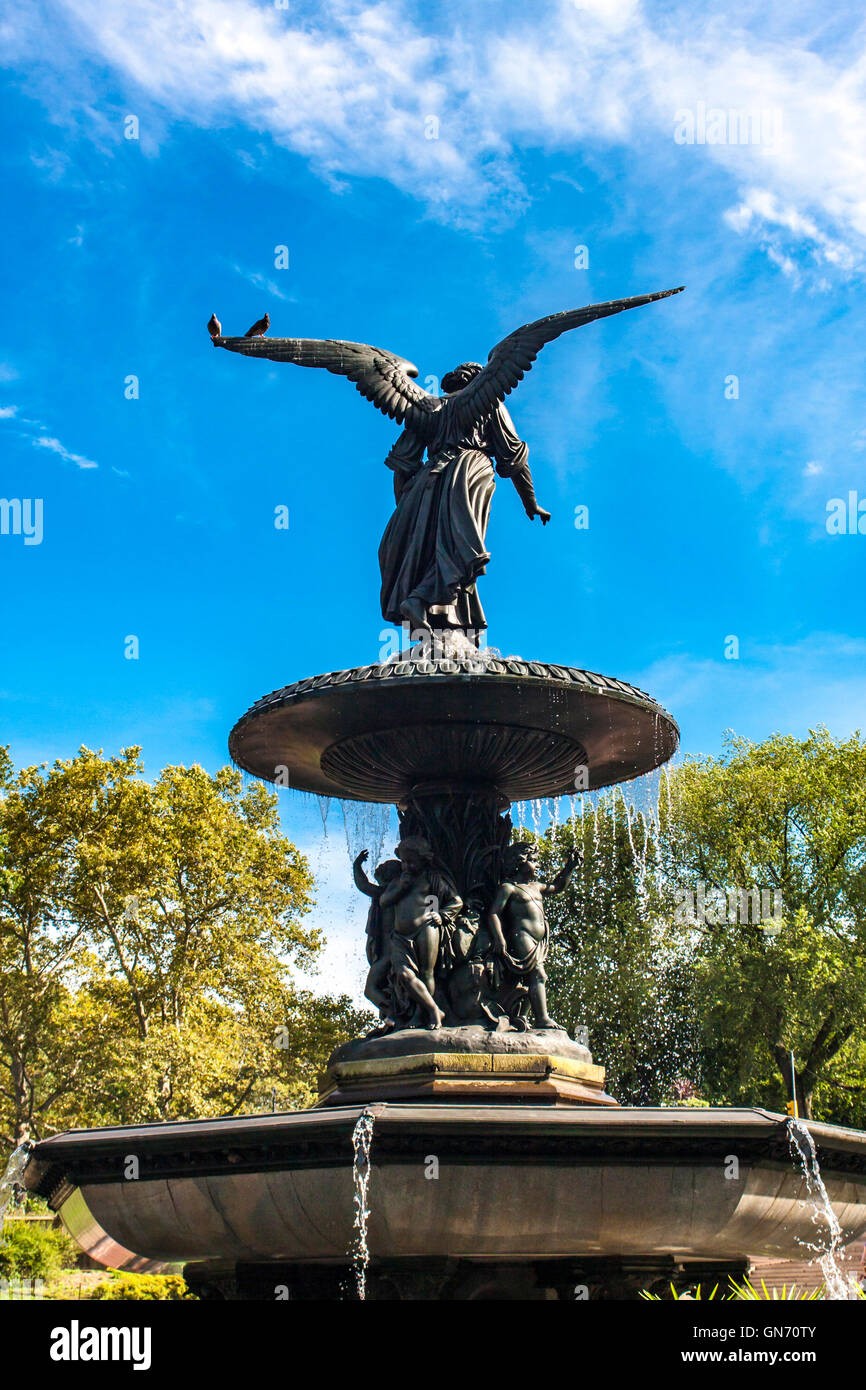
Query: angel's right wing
215 335 440 434
450 287 684 429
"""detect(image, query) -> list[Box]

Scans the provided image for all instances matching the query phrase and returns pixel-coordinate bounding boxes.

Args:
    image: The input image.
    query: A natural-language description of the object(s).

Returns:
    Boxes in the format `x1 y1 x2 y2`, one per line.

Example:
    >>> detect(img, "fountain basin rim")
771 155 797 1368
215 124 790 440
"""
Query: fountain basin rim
25 1106 866 1196
228 658 680 799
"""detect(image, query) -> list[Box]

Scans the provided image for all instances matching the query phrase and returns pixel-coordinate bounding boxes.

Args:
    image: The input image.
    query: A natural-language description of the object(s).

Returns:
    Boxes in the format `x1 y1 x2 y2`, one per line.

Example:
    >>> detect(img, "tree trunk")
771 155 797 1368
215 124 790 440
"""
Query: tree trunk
9 1053 32 1145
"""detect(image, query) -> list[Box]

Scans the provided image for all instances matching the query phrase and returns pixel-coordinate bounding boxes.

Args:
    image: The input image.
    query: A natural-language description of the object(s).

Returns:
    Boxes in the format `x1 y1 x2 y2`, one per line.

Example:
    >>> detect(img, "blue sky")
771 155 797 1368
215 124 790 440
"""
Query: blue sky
2 0 865 995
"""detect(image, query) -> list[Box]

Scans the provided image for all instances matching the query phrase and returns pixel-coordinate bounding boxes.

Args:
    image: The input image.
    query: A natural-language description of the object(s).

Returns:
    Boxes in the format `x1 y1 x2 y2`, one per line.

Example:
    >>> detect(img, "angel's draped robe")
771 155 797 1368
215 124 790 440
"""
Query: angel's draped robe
378 402 532 633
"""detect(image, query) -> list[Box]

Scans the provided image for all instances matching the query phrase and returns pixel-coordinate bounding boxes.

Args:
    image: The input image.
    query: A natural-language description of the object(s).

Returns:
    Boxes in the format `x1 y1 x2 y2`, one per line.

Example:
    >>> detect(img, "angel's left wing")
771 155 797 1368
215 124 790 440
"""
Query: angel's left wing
450 286 684 429
215 335 440 433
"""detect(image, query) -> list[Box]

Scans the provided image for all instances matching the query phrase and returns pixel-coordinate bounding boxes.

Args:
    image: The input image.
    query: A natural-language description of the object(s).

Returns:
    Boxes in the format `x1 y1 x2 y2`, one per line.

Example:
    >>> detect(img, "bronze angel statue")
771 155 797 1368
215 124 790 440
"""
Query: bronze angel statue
212 287 682 636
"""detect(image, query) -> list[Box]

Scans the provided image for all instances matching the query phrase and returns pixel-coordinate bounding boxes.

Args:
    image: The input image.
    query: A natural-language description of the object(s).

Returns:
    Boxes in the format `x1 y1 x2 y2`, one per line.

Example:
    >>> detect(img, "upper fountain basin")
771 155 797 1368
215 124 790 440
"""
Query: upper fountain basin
228 658 679 801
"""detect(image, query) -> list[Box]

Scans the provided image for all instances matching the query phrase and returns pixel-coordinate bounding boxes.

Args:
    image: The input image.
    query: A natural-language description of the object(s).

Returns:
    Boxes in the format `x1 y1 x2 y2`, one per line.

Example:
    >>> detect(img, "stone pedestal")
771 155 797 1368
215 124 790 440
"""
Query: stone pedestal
319 1024 616 1106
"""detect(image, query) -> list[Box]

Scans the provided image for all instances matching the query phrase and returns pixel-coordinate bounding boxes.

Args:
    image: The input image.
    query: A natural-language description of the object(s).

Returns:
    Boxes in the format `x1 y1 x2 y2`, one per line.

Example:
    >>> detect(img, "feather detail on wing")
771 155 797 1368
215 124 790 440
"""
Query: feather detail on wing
215 336 440 430
450 286 684 429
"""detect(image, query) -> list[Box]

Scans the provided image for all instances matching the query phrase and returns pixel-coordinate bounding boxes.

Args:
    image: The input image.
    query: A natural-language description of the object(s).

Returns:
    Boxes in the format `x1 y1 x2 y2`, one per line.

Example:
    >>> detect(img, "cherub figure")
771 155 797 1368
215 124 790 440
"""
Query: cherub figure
379 836 462 1030
488 840 582 1031
353 849 403 1032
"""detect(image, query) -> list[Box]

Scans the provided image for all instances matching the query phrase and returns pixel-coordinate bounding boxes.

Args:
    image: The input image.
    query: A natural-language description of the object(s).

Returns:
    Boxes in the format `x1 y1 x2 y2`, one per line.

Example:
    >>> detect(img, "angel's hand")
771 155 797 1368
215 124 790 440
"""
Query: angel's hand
354 849 369 865
531 506 551 525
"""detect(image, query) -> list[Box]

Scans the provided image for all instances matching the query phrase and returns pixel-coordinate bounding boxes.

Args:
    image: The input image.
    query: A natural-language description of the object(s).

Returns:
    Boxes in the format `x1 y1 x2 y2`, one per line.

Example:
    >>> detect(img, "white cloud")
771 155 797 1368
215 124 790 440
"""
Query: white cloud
10 0 866 265
231 264 294 304
32 434 98 469
724 187 859 284
803 460 823 476
1 407 100 470
638 631 866 752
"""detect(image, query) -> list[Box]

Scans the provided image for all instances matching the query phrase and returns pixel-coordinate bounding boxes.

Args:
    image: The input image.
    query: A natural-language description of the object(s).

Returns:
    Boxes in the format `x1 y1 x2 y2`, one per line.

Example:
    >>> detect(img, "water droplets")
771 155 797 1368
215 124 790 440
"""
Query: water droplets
350 1108 375 1300
788 1119 858 1300
0 1142 33 1236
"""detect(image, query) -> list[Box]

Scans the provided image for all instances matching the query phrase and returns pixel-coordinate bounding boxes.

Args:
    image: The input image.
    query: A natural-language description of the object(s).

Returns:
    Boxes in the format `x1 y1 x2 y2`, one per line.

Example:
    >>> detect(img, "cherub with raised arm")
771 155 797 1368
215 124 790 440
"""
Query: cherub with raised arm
378 836 462 1030
353 849 402 1031
488 839 582 1031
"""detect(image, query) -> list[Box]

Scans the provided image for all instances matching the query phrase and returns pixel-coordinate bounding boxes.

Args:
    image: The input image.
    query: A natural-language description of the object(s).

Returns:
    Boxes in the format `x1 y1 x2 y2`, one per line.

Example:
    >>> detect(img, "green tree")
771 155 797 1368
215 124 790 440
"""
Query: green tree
538 796 700 1104
0 749 110 1147
667 731 866 1118
0 746 368 1142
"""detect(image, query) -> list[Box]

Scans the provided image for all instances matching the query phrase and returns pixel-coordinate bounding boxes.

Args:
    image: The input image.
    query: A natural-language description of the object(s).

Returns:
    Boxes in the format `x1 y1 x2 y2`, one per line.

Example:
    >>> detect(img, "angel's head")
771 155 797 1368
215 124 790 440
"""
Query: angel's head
441 361 483 394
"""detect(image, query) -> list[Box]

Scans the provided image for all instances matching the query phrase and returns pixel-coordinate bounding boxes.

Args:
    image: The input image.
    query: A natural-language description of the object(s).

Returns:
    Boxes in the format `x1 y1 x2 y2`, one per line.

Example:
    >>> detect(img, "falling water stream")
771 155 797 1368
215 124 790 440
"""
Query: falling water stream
351 1108 375 1300
0 1142 33 1242
787 1118 857 1300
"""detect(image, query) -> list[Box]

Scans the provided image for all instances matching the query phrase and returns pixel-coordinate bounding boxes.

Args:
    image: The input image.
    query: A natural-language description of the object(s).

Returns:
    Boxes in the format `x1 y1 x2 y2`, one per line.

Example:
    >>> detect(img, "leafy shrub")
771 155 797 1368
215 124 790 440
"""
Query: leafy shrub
87 1273 195 1300
0 1220 78 1279
640 1277 865 1301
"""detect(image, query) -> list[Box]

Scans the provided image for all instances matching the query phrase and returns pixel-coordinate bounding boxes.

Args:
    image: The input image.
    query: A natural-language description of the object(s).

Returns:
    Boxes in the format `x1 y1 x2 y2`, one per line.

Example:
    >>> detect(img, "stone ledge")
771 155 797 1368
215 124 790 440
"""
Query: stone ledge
324 1052 606 1083
317 1050 615 1108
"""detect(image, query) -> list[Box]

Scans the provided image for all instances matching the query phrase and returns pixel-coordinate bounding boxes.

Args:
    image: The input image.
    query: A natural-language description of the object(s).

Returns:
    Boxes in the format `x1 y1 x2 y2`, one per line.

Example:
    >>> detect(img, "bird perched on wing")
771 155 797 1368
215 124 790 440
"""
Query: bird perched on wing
207 313 222 340
244 313 270 338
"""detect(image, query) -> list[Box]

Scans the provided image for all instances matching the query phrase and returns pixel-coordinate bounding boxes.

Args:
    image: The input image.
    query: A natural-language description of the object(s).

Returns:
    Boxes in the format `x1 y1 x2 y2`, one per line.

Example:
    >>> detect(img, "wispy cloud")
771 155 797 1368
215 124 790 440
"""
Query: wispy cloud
33 434 98 469
231 263 294 304
7 0 866 268
0 407 98 469
724 188 860 287
639 631 866 752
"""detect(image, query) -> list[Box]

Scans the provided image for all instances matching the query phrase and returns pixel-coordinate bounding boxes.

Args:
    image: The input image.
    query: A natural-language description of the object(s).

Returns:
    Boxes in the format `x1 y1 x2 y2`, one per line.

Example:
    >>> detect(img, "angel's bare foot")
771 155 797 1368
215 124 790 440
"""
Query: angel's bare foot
536 1017 565 1030
428 1006 446 1030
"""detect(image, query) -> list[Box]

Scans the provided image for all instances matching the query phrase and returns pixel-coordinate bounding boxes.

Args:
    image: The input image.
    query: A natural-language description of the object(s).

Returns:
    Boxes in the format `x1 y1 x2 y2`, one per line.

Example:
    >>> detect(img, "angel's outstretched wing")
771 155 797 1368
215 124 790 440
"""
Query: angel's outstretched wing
214 335 440 432
450 286 684 429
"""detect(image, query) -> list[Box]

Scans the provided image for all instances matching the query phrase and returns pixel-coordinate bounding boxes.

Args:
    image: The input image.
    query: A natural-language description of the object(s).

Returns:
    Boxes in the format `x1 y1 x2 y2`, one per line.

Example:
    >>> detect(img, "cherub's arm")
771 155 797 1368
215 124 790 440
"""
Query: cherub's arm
487 883 513 955
541 849 583 896
436 881 464 928
380 871 412 908
353 850 380 899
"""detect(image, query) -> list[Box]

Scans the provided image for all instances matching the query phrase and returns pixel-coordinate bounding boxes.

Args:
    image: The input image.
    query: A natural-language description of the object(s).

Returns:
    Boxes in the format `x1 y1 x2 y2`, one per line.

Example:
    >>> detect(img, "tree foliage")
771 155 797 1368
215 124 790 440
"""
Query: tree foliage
667 731 866 1118
0 746 369 1146
540 798 699 1104
541 729 866 1121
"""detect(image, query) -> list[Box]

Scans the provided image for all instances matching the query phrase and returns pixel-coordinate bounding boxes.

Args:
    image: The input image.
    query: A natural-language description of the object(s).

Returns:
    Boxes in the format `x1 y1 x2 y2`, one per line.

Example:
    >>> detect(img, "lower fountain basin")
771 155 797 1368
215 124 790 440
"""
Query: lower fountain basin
25 1105 866 1276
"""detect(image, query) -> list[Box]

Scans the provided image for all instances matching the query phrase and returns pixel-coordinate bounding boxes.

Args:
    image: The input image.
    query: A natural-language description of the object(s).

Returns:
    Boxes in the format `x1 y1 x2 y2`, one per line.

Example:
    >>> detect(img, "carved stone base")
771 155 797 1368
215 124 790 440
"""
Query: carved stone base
328 1022 593 1066
318 1050 615 1106
321 1023 615 1105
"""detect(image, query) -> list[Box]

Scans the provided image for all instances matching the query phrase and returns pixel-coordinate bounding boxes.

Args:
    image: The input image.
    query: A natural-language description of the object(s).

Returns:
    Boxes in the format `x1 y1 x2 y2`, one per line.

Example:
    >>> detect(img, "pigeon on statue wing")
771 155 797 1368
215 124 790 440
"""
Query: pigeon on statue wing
244 313 270 338
207 313 222 340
